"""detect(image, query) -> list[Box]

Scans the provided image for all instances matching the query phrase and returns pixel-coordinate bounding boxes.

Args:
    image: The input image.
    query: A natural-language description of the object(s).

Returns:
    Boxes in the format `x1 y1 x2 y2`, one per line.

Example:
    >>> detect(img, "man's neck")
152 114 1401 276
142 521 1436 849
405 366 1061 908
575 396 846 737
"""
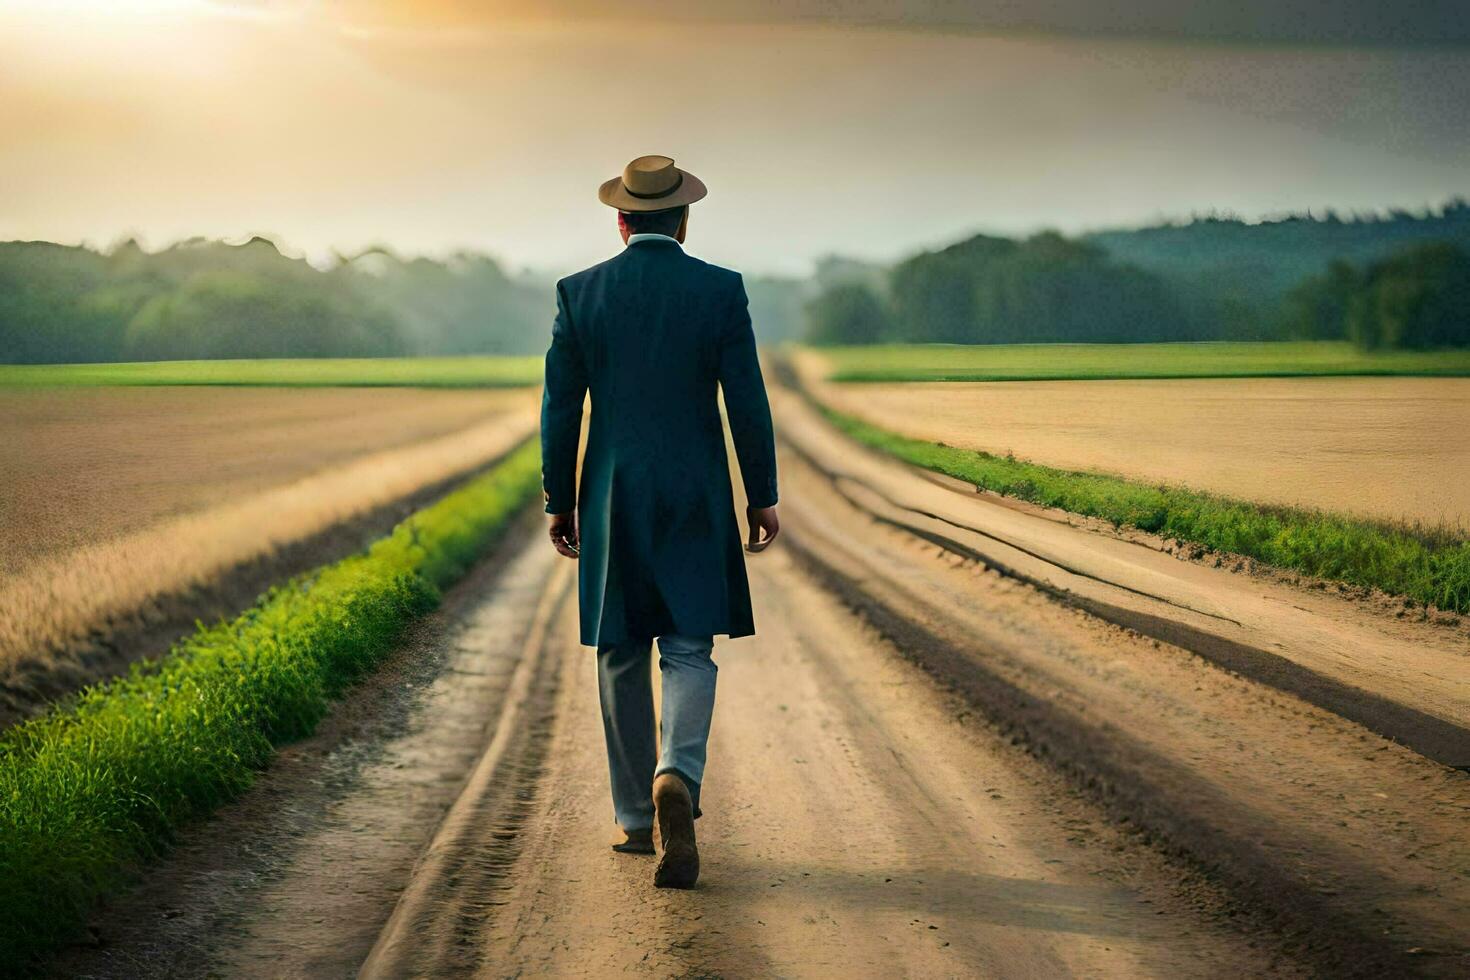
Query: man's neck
627 233 681 246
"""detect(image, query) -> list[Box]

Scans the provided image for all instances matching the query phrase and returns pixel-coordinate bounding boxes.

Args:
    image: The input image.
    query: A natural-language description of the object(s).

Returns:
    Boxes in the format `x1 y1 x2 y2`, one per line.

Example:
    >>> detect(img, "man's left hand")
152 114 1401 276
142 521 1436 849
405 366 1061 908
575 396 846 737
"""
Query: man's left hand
745 505 780 553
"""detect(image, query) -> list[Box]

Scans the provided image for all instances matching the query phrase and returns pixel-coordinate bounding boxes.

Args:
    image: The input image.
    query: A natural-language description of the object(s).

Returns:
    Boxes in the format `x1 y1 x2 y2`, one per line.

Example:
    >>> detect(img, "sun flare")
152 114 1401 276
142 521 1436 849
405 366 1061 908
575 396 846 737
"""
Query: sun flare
14 0 205 11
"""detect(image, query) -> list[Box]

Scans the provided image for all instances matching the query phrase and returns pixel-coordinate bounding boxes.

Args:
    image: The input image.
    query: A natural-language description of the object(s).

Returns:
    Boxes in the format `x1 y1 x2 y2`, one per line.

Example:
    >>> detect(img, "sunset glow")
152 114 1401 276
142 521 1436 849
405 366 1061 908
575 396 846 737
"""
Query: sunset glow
3 4 1466 274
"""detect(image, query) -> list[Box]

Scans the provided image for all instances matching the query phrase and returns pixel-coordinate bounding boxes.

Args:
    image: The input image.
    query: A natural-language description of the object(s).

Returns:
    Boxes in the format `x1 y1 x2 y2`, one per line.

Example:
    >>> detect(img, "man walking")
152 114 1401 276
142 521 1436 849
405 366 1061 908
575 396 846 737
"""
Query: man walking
540 155 780 889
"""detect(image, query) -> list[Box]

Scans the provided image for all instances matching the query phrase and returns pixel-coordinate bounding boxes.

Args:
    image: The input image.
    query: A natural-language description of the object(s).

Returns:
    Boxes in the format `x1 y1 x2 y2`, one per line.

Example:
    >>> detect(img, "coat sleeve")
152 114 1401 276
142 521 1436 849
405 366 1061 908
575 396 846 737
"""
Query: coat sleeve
541 281 588 515
718 275 779 509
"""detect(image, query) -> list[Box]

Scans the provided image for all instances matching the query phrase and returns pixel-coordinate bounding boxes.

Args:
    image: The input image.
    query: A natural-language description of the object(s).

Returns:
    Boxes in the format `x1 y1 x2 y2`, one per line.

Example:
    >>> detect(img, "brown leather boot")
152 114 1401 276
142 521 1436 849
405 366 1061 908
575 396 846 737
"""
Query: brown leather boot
652 772 699 889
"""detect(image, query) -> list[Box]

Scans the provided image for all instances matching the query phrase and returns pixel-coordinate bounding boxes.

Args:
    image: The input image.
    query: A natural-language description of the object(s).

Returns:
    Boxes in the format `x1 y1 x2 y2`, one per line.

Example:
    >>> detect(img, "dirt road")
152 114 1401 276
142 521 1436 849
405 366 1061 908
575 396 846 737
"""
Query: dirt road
365 547 1297 978
55 385 1468 979
59 519 1293 979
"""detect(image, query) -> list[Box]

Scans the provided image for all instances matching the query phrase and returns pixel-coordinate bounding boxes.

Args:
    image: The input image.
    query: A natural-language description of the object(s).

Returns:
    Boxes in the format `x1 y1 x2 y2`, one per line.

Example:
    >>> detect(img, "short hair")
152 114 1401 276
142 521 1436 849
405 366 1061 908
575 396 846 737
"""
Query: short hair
620 205 687 237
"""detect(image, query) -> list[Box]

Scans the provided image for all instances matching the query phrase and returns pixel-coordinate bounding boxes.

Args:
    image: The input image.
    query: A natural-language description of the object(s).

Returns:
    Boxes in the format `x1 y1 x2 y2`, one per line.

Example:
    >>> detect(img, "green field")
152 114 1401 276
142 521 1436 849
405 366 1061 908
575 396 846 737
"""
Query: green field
823 407 1470 616
812 341 1470 383
0 440 541 967
0 356 543 388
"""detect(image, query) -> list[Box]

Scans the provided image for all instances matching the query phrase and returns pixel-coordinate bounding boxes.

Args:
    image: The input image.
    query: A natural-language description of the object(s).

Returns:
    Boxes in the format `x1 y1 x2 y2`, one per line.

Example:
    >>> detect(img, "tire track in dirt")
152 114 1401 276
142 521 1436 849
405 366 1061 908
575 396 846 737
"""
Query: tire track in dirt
775 433 1469 977
793 445 1467 768
769 356 1468 758
361 561 572 977
787 440 1470 769
50 513 560 979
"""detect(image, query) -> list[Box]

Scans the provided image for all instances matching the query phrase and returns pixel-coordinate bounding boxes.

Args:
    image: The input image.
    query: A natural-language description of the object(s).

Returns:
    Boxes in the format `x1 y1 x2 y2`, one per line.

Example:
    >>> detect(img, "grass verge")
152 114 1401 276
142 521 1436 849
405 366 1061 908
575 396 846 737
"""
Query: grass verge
0 356 542 388
0 439 541 967
822 407 1470 615
812 341 1470 382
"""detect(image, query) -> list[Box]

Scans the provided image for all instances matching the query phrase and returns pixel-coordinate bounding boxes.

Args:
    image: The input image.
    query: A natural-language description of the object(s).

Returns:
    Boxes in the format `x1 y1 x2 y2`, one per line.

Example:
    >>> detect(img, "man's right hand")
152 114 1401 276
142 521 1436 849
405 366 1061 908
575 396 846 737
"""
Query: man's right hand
548 512 579 559
745 505 780 553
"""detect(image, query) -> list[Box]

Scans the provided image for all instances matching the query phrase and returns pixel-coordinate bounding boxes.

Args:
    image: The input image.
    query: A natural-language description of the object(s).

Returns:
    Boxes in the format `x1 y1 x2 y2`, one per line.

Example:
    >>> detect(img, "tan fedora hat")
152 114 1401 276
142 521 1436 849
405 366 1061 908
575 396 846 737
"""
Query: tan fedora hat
598 155 708 212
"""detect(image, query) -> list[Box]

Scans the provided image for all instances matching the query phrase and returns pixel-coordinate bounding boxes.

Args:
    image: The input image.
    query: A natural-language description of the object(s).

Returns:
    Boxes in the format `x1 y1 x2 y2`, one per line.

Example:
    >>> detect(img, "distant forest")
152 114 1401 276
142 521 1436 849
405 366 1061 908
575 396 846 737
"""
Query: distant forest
805 199 1470 349
0 237 554 364
3 200 1468 363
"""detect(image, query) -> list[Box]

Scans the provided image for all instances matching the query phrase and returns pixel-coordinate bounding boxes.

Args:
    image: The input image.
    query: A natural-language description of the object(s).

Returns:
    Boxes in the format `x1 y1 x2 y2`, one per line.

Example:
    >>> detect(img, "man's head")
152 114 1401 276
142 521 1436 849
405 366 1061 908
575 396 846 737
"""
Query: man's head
617 205 688 244
599 155 706 246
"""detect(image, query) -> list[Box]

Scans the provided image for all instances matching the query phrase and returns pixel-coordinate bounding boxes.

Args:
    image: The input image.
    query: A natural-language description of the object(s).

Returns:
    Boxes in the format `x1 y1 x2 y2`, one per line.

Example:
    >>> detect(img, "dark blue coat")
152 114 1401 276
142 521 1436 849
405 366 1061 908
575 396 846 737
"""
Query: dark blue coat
541 238 778 647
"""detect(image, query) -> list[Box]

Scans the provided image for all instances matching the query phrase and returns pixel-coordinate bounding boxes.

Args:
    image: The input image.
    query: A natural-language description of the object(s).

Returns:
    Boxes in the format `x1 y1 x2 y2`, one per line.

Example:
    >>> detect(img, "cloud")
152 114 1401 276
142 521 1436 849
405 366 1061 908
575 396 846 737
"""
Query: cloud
312 0 1469 46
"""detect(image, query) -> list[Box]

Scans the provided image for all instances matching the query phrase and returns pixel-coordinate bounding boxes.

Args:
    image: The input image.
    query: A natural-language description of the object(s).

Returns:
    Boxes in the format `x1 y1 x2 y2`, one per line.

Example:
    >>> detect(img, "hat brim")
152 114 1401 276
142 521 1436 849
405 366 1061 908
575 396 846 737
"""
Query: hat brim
598 169 707 211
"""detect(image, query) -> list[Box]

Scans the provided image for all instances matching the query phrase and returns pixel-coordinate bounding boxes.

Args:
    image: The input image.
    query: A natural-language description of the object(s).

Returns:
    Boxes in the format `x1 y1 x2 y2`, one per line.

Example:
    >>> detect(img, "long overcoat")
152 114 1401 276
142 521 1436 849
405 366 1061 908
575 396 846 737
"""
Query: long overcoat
540 238 778 647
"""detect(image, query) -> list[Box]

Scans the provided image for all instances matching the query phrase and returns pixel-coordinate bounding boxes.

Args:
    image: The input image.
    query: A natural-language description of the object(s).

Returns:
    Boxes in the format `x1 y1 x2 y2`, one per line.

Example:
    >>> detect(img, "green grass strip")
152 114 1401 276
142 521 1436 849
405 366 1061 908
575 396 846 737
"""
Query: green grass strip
822 407 1470 615
813 341 1470 383
0 356 542 388
0 439 542 967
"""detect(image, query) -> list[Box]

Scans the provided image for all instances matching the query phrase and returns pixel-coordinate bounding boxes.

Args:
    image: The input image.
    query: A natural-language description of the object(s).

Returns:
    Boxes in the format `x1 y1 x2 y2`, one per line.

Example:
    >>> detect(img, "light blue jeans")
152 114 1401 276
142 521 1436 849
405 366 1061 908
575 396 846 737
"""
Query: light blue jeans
596 634 716 831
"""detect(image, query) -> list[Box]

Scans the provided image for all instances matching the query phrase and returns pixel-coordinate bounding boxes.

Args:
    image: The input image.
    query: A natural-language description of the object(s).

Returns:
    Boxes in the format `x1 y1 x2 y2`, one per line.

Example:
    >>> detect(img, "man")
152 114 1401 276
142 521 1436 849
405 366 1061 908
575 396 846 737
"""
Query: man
540 155 780 889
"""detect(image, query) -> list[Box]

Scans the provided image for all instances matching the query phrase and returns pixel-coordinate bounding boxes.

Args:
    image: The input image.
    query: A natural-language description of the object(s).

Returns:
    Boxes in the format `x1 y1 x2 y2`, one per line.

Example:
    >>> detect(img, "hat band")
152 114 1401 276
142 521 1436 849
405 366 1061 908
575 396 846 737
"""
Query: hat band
625 172 683 200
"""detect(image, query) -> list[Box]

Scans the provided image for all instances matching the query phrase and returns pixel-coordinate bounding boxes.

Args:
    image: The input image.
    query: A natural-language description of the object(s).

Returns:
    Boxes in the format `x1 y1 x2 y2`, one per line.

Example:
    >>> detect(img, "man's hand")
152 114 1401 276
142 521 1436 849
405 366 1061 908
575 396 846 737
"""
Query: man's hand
548 511 579 559
745 505 780 553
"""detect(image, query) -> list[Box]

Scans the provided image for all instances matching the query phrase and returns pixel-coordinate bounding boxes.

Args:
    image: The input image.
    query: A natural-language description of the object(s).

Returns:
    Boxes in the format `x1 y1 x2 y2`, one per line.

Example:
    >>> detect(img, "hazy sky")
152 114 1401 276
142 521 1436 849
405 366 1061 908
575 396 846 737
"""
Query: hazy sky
2 1 1467 276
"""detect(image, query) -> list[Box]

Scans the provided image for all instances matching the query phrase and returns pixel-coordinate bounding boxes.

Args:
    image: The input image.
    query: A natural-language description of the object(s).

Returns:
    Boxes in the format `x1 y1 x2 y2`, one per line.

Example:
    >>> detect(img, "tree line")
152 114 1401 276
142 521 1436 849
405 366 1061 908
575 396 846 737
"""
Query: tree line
1282 243 1470 349
5 201 1467 362
0 237 554 364
806 201 1470 349
806 232 1189 347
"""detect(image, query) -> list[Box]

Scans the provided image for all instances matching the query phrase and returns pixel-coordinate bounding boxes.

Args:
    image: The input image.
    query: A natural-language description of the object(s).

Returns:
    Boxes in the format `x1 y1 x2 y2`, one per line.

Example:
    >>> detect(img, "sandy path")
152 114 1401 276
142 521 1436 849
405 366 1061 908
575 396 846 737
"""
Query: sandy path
385 547 1289 979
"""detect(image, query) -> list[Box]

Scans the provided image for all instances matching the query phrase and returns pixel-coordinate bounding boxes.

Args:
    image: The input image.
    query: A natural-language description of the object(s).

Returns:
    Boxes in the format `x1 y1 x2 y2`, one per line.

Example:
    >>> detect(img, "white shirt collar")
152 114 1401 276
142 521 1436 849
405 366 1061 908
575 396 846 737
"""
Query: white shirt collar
627 233 681 247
